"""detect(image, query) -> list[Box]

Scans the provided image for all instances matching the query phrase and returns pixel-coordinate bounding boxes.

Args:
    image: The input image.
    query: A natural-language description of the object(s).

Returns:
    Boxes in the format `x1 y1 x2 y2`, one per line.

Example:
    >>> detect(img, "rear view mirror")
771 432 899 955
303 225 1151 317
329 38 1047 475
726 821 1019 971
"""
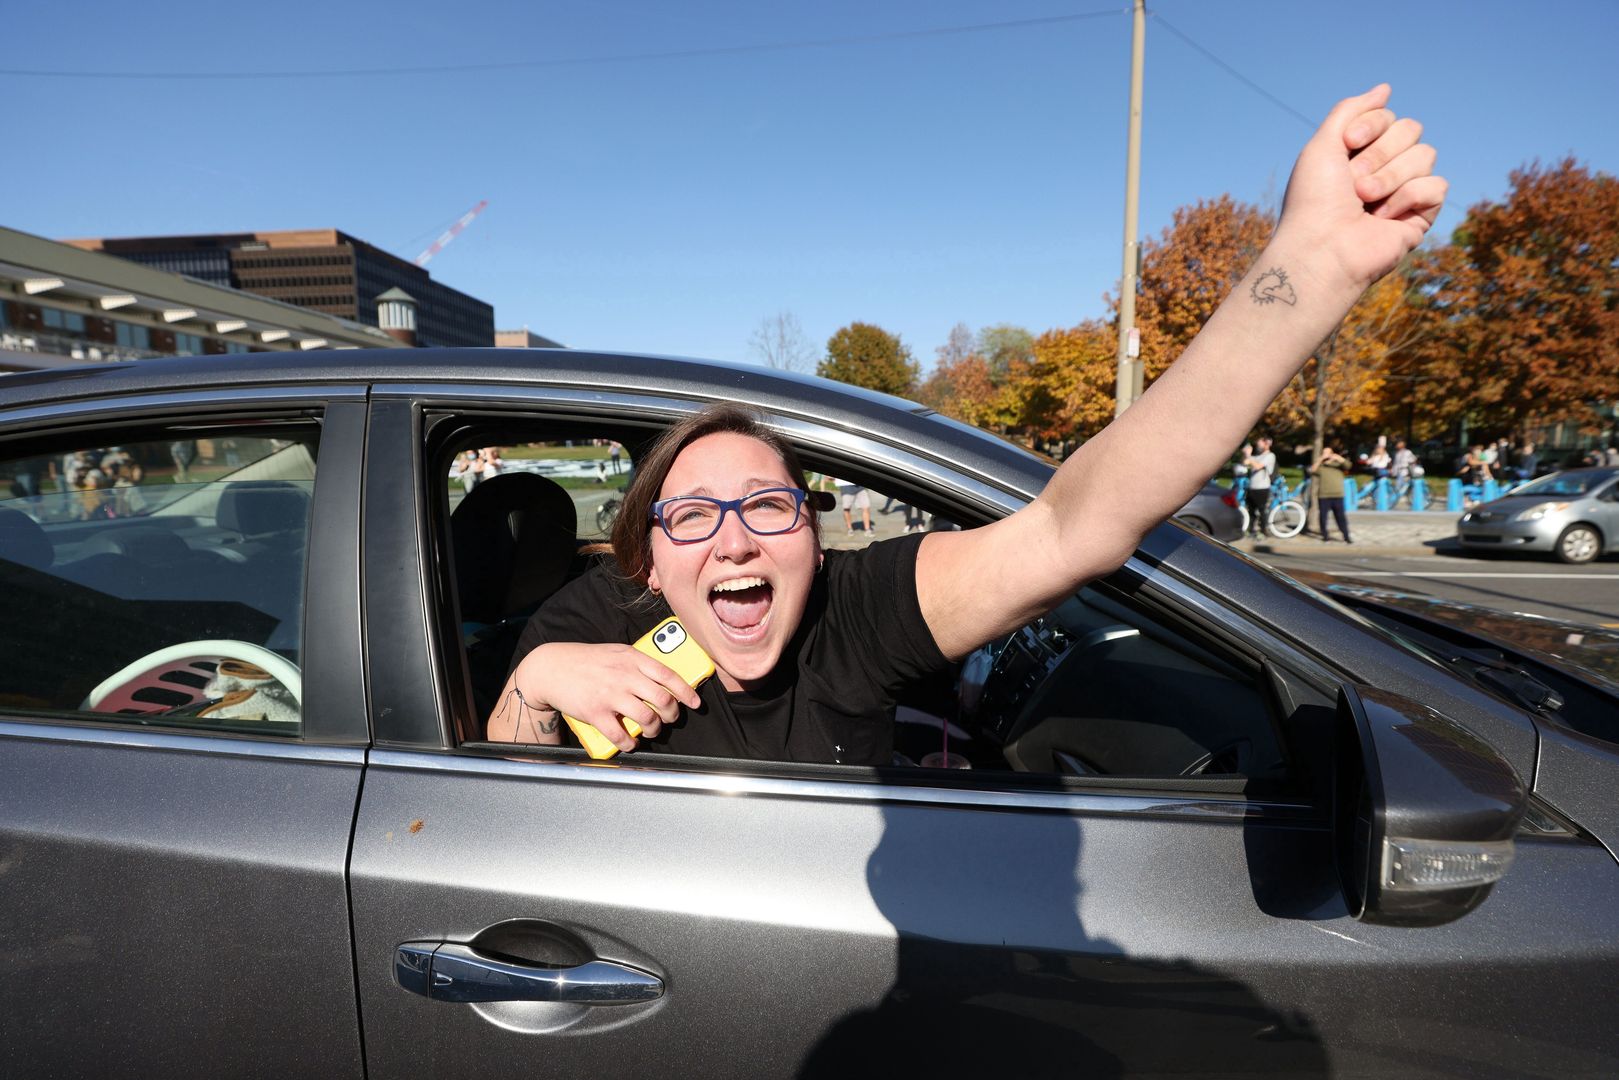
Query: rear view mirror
1334 685 1526 927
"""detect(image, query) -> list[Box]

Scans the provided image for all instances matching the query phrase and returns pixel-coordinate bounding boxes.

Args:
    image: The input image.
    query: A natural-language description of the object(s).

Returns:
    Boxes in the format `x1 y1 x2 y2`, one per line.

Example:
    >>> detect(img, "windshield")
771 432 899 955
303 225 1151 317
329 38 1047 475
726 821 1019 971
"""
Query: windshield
1508 470 1615 497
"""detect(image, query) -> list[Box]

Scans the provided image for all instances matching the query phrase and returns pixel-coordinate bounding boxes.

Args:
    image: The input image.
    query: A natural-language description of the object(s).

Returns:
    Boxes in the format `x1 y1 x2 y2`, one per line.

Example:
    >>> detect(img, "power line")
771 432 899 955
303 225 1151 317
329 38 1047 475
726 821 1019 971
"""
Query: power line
0 9 1127 82
1150 12 1314 129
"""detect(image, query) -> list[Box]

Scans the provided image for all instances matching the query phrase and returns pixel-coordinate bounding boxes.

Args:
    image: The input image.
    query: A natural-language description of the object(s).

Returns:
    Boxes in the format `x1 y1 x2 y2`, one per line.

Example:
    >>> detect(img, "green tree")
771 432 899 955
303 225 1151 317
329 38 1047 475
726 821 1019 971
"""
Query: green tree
818 322 919 397
976 324 1035 377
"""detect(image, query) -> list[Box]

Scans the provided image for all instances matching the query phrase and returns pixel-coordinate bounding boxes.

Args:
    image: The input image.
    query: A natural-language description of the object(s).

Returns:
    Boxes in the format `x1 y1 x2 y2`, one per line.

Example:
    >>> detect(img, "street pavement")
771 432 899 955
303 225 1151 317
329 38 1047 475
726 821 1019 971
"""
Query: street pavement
818 495 928 550
1236 510 1619 626
1247 509 1459 556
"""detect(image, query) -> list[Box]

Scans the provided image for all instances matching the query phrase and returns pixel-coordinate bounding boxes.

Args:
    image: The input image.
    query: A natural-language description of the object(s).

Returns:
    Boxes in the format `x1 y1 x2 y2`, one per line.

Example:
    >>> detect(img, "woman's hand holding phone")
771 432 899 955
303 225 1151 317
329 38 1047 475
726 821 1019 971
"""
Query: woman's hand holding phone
516 641 703 753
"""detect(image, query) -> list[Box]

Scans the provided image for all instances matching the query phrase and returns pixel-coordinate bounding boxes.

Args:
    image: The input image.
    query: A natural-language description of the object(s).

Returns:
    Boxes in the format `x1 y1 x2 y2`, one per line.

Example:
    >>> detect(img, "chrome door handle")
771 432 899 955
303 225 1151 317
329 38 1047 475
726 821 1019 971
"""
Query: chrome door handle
395 943 663 1005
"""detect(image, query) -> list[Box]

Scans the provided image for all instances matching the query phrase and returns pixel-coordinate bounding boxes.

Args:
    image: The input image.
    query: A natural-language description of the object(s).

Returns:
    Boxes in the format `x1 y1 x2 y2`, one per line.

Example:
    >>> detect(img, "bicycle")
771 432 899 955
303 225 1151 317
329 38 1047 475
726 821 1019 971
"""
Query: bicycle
595 496 621 534
1233 475 1307 539
1389 472 1427 508
594 477 635 534
1229 476 1252 535
1266 477 1309 539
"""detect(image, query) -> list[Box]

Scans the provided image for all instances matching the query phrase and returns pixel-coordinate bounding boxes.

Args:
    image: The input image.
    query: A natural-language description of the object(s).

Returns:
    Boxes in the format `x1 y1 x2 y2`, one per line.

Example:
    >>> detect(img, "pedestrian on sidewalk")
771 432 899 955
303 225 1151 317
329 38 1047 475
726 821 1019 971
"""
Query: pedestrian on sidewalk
1310 444 1353 543
451 449 484 494
1391 439 1419 505
1240 437 1275 539
1367 443 1391 480
1515 441 1538 482
817 473 874 537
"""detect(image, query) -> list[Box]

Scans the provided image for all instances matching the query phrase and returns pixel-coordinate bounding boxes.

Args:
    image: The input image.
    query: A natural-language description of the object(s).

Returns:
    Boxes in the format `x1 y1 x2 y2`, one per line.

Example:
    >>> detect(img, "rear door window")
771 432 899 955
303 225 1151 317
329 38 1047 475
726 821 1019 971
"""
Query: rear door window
0 428 315 735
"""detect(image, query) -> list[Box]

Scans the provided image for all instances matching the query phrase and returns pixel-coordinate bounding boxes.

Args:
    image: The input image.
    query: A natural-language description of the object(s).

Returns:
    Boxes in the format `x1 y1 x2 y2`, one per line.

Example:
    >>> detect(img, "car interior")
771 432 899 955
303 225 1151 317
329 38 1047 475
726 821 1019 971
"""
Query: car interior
0 424 316 733
429 414 1312 796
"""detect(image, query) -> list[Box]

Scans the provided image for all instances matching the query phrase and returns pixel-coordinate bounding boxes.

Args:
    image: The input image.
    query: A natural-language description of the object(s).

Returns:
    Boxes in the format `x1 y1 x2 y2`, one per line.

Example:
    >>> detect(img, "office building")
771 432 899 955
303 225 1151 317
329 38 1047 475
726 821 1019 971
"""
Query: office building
67 229 496 348
1 225 398 371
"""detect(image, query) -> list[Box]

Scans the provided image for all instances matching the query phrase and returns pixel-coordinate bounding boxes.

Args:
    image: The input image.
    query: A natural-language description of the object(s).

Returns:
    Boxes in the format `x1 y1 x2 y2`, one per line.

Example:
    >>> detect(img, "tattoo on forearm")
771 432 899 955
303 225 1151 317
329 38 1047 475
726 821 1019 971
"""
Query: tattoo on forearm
1250 267 1297 306
494 685 557 742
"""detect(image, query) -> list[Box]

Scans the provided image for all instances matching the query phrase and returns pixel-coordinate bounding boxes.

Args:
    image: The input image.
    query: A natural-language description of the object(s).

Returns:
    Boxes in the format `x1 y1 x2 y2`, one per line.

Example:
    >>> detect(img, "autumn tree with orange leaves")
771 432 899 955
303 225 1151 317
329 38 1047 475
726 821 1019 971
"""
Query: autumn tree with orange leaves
1125 195 1275 384
1128 194 1443 459
1267 263 1442 461
1006 322 1117 443
1417 159 1619 439
916 352 1013 430
916 163 1617 455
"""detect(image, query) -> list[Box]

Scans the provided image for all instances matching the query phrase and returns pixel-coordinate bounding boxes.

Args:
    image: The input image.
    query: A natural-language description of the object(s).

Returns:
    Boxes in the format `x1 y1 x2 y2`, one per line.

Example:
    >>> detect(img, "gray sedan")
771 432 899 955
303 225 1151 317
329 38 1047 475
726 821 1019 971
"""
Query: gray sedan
2 350 1618 1078
1457 467 1619 563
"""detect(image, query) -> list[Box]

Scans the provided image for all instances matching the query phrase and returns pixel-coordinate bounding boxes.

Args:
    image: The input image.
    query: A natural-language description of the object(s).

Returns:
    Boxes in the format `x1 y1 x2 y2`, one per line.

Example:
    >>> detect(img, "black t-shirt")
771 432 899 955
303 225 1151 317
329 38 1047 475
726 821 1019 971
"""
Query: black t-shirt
508 533 948 765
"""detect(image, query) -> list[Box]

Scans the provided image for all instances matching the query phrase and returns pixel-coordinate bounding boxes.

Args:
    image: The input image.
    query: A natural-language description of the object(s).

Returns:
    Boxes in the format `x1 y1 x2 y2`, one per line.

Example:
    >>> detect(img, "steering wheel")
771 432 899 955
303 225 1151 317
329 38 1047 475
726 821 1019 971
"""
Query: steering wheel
81 640 302 716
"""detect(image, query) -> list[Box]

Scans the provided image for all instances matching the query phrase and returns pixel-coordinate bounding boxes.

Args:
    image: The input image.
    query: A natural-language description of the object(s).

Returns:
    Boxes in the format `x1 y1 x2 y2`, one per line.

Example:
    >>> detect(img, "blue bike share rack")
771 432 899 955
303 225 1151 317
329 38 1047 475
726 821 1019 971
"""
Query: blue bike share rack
1342 476 1431 513
1445 478 1498 511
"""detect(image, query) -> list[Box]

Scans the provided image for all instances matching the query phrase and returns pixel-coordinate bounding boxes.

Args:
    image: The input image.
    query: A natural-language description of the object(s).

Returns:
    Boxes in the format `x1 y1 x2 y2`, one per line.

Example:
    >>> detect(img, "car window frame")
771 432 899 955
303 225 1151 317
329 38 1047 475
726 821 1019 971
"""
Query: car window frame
0 387 369 747
384 385 1327 817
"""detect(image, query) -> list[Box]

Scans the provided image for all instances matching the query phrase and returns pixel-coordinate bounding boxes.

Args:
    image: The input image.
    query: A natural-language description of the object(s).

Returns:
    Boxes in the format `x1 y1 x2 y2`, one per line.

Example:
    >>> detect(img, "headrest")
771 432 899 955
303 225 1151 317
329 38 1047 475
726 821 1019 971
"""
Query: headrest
84 526 193 564
451 472 578 624
217 482 311 537
0 508 52 570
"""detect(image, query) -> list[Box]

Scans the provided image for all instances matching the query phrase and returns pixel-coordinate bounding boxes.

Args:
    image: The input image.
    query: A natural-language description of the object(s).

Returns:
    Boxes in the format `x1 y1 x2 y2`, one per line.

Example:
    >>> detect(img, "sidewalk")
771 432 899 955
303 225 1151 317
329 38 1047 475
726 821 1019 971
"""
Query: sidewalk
819 498 927 550
824 505 1467 557
1241 509 1463 558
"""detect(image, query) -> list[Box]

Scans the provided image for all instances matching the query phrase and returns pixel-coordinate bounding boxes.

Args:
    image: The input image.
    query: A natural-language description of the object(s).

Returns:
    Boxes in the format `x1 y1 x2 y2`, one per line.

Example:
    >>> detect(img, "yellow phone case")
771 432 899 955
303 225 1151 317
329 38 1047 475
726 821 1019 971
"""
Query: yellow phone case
564 617 715 760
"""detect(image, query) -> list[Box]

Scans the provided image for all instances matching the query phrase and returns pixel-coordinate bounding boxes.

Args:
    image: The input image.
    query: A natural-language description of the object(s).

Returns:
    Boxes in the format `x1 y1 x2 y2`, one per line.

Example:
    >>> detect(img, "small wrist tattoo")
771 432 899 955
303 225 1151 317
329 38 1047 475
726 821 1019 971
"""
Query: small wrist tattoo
1250 267 1297 306
495 685 556 742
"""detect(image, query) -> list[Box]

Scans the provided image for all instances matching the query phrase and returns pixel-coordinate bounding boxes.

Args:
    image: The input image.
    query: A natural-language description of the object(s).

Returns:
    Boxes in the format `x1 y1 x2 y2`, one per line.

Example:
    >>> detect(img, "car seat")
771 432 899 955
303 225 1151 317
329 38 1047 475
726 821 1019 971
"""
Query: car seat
217 481 311 552
0 508 53 571
450 472 579 723
213 482 313 651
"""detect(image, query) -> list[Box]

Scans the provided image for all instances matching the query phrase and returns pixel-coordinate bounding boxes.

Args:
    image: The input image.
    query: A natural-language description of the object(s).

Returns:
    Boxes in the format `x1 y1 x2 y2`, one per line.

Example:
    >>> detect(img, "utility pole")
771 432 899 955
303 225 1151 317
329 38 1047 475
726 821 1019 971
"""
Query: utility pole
1113 0 1146 417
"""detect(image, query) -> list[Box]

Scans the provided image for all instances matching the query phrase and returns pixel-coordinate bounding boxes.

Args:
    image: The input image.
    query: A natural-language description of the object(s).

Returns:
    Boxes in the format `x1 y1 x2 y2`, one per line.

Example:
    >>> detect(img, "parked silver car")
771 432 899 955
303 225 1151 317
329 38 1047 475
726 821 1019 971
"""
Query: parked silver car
1174 481 1244 541
1457 467 1619 563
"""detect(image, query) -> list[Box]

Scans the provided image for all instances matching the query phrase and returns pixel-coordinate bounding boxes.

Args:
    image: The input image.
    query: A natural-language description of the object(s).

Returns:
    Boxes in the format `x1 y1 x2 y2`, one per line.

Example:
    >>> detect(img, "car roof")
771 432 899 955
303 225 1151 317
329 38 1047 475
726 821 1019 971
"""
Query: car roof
0 347 1054 500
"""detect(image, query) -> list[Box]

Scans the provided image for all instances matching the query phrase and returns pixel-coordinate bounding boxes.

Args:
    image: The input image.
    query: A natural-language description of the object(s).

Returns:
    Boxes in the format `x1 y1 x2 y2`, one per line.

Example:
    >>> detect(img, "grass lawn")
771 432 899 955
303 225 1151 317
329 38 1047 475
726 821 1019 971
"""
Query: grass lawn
501 444 618 462
446 475 622 493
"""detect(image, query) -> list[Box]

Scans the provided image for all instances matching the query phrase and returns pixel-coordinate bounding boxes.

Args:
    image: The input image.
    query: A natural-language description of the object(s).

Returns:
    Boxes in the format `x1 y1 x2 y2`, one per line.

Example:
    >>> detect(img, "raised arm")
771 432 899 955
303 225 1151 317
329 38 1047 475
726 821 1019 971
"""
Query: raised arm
917 85 1445 659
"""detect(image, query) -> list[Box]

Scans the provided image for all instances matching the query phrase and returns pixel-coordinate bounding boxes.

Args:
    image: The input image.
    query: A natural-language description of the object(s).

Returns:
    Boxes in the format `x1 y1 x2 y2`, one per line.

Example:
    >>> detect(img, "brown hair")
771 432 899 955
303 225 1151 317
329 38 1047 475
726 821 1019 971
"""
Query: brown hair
607 403 820 584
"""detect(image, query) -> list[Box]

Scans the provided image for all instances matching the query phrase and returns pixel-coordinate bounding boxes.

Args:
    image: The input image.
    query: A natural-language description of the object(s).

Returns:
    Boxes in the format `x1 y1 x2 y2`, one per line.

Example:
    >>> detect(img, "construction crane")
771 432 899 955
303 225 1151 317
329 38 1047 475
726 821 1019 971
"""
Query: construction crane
414 200 488 267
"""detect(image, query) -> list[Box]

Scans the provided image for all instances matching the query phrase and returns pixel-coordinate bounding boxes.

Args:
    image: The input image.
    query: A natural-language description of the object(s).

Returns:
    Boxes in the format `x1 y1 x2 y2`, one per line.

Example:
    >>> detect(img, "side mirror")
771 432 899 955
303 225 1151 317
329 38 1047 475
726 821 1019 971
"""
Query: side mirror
1333 685 1526 927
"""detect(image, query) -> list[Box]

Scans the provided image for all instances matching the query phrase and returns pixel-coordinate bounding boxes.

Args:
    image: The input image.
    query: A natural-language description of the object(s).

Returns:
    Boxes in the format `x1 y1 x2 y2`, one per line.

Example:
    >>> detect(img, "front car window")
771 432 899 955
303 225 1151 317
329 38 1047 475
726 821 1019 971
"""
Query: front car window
0 428 315 735
434 416 1298 794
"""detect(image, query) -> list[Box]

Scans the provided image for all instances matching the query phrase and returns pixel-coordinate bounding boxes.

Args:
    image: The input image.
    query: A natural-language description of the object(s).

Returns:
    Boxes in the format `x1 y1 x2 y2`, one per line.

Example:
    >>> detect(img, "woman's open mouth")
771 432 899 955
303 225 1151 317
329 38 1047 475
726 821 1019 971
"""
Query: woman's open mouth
709 575 774 640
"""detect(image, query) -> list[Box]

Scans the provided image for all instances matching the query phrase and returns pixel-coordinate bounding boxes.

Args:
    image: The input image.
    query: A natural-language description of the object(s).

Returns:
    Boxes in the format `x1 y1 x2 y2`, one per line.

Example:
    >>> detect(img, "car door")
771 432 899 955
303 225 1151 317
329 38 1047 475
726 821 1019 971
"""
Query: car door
1594 476 1619 550
0 390 370 1078
347 385 1619 1078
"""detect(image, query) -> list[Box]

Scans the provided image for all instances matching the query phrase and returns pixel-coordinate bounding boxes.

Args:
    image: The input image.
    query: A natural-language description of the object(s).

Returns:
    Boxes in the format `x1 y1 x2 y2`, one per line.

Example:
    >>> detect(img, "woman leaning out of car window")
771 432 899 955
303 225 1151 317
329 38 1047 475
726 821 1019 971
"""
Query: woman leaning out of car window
487 84 1448 763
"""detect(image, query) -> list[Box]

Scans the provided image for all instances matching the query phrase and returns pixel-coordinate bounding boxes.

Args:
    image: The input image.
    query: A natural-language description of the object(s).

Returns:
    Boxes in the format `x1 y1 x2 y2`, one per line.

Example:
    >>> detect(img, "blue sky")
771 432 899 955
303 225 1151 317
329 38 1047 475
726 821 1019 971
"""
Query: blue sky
8 1 1617 367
